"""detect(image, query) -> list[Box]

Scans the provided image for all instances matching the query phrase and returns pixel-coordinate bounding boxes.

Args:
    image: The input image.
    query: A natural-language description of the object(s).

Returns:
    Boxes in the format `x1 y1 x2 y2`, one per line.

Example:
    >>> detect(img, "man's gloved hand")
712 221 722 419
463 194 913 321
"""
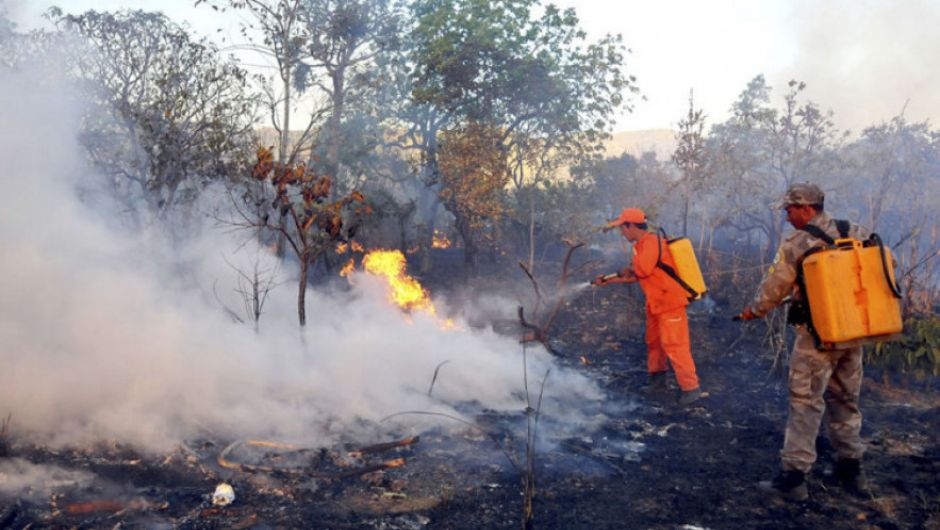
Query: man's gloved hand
591 272 620 286
733 307 758 321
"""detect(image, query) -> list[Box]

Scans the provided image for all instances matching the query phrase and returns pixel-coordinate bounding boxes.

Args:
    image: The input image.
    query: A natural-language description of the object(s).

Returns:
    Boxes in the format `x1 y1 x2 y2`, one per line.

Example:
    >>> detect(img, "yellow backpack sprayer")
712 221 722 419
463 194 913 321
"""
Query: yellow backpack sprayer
796 221 903 349
656 228 708 302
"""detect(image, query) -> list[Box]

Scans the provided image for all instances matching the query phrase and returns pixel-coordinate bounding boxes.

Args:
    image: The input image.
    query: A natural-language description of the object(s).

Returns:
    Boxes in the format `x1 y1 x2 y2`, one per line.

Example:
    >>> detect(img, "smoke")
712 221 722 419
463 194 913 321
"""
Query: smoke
0 459 96 501
0 55 602 454
777 0 940 133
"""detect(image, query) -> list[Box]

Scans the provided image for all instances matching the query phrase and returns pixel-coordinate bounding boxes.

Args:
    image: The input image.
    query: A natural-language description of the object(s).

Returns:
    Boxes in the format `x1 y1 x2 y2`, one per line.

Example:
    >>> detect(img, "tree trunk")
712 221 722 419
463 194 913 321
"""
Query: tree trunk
298 251 308 327
327 69 346 201
418 191 442 274
527 195 536 274
456 217 476 277
682 190 690 236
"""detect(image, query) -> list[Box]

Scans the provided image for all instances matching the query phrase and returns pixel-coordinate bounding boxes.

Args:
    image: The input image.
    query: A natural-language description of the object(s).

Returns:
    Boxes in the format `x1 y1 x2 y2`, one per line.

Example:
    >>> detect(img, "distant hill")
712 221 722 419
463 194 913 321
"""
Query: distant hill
604 129 677 160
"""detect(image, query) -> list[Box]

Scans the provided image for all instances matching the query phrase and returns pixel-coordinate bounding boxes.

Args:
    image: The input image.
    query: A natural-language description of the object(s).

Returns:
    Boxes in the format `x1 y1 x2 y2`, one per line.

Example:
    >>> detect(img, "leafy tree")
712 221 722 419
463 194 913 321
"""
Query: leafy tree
437 122 510 270
297 0 405 198
709 76 846 260
52 9 257 225
672 90 712 237
407 0 636 271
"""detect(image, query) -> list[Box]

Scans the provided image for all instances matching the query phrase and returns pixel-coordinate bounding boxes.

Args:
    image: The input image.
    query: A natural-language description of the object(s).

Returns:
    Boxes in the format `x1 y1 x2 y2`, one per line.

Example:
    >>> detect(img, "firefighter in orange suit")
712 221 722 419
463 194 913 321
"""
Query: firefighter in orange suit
592 208 702 406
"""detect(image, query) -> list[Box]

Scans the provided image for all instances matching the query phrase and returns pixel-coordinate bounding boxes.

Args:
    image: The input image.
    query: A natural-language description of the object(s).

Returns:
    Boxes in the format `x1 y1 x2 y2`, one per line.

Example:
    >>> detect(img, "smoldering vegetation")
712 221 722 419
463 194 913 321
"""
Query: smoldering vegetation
0 60 603 452
0 1 938 529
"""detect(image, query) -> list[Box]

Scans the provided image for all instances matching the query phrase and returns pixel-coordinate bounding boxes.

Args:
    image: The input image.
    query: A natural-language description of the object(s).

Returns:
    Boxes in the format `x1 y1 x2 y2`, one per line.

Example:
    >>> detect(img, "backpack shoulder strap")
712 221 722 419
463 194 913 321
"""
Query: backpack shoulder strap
799 224 835 246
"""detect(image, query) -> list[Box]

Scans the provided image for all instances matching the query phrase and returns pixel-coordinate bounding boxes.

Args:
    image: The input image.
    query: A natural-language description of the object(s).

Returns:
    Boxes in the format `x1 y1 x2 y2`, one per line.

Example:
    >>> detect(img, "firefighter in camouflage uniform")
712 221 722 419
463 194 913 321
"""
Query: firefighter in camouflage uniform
739 182 870 501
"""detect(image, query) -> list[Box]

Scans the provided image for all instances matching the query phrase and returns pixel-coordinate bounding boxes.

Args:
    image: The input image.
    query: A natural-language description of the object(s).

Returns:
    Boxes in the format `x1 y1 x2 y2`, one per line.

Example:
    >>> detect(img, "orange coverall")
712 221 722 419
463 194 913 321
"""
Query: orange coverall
632 232 699 391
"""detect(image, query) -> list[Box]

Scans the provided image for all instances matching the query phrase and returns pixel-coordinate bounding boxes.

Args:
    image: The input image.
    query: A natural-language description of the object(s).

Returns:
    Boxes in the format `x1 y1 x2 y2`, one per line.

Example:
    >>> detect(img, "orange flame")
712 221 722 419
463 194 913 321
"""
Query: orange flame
362 249 435 314
336 242 349 254
339 258 356 277
351 241 364 253
383 458 406 469
432 229 452 249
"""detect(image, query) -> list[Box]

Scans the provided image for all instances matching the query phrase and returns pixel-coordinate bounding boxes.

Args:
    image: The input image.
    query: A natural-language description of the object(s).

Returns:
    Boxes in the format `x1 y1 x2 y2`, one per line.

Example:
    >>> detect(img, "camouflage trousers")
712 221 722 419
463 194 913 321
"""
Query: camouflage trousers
781 327 866 473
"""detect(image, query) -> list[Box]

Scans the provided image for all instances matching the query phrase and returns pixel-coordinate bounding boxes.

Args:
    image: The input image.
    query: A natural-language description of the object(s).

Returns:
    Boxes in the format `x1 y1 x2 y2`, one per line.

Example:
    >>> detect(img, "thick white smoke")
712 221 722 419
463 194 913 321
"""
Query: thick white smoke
0 52 602 454
777 0 940 133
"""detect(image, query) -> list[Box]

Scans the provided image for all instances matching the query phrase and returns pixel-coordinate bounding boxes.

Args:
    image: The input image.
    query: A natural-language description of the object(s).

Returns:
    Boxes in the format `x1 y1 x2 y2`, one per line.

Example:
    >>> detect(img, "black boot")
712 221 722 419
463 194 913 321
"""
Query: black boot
678 387 703 406
758 470 808 501
833 458 870 498
643 371 668 395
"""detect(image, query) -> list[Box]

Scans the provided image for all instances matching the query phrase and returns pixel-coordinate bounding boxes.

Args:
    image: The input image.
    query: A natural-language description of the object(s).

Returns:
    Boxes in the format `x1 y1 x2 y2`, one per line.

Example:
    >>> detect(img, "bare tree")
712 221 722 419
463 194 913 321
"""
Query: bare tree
52 9 258 226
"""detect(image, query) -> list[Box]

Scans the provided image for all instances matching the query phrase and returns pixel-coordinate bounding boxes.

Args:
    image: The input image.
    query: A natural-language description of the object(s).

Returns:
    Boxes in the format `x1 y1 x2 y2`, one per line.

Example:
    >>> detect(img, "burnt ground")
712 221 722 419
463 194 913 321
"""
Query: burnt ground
1 259 939 530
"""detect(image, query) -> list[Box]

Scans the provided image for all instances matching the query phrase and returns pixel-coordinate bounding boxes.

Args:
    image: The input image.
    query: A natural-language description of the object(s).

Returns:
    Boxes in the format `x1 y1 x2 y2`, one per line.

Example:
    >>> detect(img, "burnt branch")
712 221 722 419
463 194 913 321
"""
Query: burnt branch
517 240 585 349
518 261 543 316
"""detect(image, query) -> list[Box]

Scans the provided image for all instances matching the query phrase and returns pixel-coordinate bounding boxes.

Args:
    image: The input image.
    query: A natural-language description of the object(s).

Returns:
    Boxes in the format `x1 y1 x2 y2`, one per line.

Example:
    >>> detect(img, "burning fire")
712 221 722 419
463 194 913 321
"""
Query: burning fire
340 249 456 329
432 229 452 249
339 258 356 277
342 248 456 328
362 249 436 314
336 241 363 255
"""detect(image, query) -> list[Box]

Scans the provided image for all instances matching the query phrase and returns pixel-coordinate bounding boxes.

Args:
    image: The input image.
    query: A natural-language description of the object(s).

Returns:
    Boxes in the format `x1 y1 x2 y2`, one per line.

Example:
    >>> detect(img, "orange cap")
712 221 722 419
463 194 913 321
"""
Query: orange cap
607 208 646 228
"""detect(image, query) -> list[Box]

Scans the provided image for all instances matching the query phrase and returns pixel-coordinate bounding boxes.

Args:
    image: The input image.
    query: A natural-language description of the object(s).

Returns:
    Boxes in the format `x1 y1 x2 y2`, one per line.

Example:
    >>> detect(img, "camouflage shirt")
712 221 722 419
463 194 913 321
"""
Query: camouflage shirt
751 211 868 317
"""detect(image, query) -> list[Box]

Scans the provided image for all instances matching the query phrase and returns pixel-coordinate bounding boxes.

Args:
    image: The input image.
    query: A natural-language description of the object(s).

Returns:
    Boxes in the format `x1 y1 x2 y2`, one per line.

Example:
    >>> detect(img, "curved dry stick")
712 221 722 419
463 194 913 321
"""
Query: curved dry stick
517 306 544 344
427 360 452 397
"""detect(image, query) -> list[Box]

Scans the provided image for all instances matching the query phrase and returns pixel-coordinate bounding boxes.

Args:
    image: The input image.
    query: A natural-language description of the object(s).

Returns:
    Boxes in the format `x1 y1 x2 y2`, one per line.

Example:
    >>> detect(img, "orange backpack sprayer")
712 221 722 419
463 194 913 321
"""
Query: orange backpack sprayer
797 221 903 349
657 228 707 301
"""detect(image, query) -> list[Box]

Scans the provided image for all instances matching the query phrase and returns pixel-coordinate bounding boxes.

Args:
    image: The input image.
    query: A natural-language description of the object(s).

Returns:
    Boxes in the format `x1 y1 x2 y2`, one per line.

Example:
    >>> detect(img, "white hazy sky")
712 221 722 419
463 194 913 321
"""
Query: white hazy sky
8 0 939 134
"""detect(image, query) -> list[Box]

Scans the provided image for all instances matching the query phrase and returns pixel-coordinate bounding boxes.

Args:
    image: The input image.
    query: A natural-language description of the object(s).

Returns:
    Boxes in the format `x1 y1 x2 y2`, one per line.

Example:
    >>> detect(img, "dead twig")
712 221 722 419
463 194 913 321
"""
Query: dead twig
522 368 550 530
427 360 451 397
